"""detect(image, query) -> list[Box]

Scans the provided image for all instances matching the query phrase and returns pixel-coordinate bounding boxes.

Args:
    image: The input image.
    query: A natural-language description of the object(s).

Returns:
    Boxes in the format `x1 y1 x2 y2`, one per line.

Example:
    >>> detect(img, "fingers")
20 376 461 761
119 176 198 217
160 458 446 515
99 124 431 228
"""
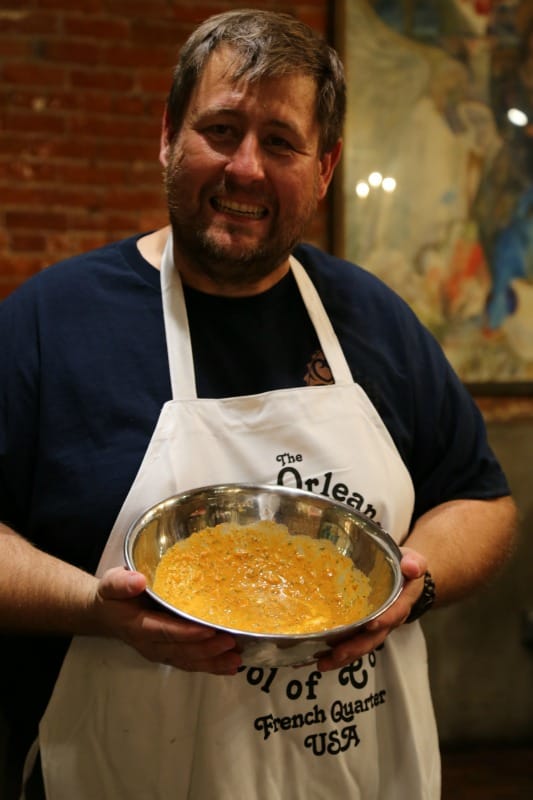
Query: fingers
95 568 243 675
162 642 243 676
317 626 388 672
98 566 147 600
399 547 427 580
317 550 430 672
138 614 217 643
135 628 241 675
317 592 412 672
130 624 241 674
186 651 242 676
120 601 241 672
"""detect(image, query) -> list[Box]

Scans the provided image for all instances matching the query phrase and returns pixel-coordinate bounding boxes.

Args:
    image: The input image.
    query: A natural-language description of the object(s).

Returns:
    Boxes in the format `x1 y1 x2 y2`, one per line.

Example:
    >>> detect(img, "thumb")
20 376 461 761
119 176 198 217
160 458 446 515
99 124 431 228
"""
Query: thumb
399 547 427 581
98 566 147 600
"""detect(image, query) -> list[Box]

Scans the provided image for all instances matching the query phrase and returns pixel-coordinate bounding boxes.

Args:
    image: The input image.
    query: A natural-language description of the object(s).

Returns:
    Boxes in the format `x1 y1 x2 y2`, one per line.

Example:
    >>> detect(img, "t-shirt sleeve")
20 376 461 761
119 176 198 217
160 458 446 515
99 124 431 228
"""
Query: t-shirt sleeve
0 284 40 534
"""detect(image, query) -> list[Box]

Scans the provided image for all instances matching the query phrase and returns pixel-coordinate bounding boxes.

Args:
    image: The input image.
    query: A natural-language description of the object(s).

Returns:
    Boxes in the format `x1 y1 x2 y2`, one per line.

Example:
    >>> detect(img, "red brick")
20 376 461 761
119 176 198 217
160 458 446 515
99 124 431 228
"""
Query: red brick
298 10 328 32
69 68 134 92
63 15 131 40
139 209 168 231
45 232 80 255
0 160 55 182
103 43 173 70
103 187 164 212
2 62 68 87
62 210 122 232
50 162 128 186
0 87 113 115
35 0 104 12
10 233 48 252
113 96 146 116
5 210 68 230
166 5 232 24
3 184 105 210
138 71 173 94
43 40 104 66
80 139 160 163
75 91 114 114
68 113 158 141
99 0 170 15
105 211 152 230
0 10 60 36
0 39 34 58
128 18 189 47
0 134 63 160
3 109 67 136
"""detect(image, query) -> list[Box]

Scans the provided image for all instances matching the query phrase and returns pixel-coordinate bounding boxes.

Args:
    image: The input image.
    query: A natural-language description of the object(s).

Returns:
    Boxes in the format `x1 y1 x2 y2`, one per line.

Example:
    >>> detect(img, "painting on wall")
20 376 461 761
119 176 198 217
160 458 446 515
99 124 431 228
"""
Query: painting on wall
336 0 533 391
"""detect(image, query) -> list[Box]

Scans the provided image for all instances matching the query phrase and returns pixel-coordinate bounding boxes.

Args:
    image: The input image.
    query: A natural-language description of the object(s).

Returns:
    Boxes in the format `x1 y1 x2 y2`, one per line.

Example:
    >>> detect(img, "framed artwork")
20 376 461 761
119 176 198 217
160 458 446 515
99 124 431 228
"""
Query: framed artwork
333 0 533 394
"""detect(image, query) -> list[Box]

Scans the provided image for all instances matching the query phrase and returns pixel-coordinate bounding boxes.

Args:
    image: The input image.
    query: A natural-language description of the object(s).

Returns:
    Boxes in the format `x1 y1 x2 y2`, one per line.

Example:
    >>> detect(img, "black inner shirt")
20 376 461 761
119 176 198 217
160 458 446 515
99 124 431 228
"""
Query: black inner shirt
183 269 325 398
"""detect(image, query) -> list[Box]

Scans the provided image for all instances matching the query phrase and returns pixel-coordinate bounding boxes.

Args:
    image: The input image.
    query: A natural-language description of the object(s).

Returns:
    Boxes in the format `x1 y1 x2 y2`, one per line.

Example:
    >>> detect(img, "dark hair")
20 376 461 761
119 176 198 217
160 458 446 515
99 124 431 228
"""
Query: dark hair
166 9 346 154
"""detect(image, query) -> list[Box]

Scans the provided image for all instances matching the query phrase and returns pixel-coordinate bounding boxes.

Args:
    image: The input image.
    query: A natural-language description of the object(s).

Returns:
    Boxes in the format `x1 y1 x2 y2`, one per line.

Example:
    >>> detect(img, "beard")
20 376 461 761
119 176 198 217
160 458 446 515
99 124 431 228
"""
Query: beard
164 162 320 291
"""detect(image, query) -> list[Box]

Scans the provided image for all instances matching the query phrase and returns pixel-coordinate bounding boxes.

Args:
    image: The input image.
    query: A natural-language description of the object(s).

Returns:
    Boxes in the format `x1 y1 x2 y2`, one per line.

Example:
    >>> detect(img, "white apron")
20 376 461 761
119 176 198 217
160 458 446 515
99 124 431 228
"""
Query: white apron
36 234 440 799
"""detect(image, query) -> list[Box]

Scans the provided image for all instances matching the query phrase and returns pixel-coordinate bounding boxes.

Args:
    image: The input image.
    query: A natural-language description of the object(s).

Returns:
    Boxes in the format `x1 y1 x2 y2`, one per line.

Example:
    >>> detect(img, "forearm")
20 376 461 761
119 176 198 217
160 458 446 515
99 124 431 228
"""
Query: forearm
0 522 99 634
404 495 518 606
0 523 241 673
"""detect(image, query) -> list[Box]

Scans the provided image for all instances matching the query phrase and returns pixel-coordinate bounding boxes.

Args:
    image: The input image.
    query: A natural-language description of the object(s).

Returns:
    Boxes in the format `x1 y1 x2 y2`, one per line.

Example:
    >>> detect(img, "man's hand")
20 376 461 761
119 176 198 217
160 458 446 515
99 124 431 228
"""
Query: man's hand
91 567 242 676
94 550 425 677
316 547 427 672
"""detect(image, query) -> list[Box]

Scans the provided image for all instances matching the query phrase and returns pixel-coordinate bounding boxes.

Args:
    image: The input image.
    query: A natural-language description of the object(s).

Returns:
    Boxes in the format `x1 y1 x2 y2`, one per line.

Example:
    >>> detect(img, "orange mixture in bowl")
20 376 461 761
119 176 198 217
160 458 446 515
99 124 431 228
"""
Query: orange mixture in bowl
152 520 371 634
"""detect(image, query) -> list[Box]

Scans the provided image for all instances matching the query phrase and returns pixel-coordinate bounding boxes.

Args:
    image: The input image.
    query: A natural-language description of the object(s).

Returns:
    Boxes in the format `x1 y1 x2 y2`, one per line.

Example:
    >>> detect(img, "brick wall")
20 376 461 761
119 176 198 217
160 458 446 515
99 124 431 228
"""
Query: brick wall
0 1 331 299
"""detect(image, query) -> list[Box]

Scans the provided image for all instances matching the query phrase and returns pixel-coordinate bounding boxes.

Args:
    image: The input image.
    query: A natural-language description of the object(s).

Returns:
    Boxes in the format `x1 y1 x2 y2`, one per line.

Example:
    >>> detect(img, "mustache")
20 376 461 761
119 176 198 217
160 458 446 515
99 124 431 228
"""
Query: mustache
164 163 273 206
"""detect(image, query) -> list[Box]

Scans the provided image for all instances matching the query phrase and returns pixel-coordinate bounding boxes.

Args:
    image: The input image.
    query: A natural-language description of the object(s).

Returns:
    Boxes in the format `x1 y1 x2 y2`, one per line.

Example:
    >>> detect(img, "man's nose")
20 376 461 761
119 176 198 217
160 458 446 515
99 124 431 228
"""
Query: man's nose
225 135 265 183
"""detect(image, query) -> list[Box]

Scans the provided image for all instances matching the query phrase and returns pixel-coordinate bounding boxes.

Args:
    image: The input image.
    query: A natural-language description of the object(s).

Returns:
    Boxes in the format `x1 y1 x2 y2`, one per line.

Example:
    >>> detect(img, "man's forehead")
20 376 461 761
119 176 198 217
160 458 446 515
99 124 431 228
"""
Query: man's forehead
195 46 318 100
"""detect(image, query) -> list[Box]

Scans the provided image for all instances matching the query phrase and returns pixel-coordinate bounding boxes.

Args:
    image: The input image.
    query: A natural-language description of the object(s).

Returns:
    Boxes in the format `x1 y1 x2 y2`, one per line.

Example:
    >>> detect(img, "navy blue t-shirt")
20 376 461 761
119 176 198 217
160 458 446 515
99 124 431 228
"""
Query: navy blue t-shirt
0 234 509 752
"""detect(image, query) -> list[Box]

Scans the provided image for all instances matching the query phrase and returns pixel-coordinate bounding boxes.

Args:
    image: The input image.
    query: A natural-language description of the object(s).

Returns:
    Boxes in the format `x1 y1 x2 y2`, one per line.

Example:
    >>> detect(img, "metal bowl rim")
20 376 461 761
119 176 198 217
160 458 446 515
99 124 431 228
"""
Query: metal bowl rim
123 482 404 641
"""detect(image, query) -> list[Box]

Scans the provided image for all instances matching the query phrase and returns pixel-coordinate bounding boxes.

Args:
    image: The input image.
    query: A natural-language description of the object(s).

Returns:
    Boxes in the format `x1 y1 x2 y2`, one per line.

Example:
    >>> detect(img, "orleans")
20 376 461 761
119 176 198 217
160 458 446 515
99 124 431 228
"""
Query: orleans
276 467 378 519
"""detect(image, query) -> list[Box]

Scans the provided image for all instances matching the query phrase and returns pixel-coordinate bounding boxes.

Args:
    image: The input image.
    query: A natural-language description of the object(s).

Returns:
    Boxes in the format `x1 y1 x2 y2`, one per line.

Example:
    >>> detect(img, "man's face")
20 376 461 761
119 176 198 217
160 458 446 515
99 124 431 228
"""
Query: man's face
161 47 340 294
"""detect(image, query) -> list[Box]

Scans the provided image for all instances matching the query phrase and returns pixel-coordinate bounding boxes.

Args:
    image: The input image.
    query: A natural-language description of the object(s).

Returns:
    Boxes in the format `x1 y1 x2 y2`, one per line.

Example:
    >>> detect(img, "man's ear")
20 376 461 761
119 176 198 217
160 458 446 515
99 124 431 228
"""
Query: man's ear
159 107 173 168
317 139 343 201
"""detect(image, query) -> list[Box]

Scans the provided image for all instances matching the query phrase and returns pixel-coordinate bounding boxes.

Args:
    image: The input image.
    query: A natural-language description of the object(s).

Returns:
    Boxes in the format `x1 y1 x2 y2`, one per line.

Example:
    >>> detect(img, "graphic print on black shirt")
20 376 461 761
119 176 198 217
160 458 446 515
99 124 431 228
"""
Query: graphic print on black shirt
304 349 334 386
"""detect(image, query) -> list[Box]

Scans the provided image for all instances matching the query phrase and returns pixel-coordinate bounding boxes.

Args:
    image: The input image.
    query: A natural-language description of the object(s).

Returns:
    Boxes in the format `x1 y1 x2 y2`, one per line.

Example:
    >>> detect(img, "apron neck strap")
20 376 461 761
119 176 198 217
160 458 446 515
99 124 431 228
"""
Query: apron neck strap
161 232 354 401
160 232 196 400
289 255 354 385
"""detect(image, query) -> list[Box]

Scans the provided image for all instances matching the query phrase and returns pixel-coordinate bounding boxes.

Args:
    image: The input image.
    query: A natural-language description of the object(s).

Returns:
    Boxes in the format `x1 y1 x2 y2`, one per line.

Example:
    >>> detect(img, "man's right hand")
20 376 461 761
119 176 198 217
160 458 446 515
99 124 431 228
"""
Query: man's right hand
92 566 242 675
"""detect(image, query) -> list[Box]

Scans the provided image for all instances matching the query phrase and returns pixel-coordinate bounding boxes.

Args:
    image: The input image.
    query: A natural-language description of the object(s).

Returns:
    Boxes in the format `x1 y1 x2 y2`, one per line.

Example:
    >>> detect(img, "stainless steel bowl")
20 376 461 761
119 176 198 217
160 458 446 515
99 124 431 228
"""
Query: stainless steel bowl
124 483 404 667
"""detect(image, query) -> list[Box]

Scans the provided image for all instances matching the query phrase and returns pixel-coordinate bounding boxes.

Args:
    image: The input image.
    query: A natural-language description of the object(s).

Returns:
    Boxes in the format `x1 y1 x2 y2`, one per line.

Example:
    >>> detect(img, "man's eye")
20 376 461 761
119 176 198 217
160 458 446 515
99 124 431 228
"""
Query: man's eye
266 135 294 151
206 124 233 138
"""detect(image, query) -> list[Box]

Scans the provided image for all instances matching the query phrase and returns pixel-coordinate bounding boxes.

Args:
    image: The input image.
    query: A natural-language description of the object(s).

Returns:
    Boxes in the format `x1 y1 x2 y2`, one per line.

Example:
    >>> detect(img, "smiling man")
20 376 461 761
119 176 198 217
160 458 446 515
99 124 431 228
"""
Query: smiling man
159 44 340 294
0 9 516 800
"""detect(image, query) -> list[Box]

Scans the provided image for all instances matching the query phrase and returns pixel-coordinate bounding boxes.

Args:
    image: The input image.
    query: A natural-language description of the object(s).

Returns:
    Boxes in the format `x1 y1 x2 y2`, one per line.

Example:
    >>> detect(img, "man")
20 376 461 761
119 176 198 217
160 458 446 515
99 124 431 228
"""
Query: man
0 9 516 799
